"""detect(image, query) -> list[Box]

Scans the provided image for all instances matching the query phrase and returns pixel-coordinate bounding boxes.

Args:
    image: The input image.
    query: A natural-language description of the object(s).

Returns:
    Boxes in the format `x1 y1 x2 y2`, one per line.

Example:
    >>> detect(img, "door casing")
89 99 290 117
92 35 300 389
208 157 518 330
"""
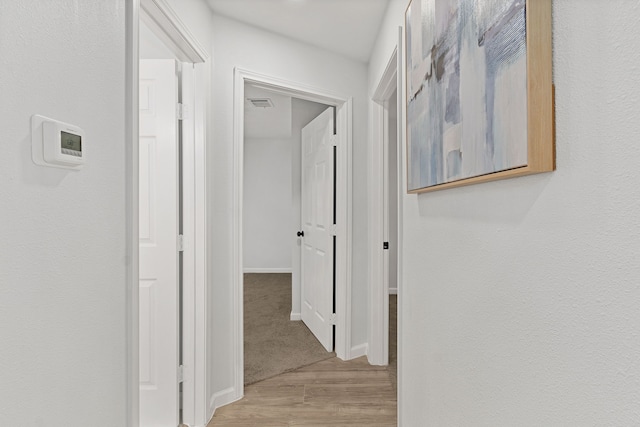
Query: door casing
231 68 354 403
369 29 404 365
368 25 404 426
126 0 210 425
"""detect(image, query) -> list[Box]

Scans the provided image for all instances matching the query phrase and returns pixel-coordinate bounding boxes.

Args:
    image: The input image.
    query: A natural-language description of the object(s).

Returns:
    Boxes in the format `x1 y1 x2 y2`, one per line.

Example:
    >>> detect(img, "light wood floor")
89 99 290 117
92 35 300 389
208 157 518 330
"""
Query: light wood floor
208 356 397 426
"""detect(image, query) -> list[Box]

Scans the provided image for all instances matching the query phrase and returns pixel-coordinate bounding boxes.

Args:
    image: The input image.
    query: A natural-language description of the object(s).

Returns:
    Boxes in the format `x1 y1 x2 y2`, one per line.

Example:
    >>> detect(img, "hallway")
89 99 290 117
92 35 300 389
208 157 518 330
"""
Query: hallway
208 356 397 426
209 295 398 426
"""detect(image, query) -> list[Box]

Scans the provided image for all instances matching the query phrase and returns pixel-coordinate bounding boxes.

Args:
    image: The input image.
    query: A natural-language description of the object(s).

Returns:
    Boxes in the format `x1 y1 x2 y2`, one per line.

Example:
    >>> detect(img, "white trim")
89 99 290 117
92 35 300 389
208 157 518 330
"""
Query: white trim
335 98 353 362
125 1 140 426
243 268 293 274
180 61 209 427
140 0 209 63
369 47 399 366
181 61 197 427
231 68 245 405
232 68 354 404
207 387 240 425
192 59 209 427
245 79 345 106
396 25 405 427
132 2 209 426
350 343 369 359
290 312 302 321
389 287 398 295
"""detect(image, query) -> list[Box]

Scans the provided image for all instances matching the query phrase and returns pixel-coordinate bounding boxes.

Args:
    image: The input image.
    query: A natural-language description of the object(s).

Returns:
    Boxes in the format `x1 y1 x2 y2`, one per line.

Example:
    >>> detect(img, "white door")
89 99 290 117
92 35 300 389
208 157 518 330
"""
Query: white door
139 59 180 427
301 107 335 352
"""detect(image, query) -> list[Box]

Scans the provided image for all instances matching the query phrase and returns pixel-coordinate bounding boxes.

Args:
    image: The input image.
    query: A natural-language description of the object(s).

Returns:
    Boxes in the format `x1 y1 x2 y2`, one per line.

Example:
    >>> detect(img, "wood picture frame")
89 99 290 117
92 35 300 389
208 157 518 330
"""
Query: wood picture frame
405 0 555 194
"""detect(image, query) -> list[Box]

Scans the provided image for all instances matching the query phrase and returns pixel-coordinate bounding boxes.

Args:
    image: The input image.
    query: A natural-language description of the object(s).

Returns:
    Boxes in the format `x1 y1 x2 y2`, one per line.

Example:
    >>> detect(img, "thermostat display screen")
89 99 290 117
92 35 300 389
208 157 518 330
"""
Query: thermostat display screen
61 131 82 152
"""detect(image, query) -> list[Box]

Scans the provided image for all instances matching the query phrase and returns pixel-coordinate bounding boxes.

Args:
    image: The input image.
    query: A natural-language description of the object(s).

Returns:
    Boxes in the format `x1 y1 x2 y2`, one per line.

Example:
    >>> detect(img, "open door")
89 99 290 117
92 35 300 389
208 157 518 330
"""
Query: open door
139 59 180 427
300 107 335 352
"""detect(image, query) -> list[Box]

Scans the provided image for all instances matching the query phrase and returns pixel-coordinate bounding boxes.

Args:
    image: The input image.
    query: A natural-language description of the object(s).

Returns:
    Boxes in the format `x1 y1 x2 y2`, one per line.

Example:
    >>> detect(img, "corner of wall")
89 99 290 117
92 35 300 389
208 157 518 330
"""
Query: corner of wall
208 387 241 424
350 343 369 360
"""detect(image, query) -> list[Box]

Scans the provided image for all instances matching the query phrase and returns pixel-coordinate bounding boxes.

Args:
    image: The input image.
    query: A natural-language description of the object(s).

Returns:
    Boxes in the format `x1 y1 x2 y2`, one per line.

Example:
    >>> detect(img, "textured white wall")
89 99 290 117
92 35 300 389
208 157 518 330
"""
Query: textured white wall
164 0 215 56
370 0 640 424
209 13 369 403
0 1 127 425
140 20 175 60
243 85 294 274
243 137 294 271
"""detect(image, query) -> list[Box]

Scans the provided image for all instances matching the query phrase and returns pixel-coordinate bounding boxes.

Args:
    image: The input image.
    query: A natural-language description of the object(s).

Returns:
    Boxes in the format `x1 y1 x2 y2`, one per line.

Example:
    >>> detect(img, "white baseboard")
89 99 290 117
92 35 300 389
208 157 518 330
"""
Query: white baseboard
243 268 292 273
208 387 240 422
389 287 398 295
290 312 301 321
349 343 368 359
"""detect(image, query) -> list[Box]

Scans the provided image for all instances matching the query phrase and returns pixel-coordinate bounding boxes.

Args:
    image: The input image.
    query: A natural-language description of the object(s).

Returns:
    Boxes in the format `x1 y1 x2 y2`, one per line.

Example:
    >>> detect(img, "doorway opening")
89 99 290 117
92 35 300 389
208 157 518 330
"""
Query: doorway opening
242 83 335 385
232 69 354 401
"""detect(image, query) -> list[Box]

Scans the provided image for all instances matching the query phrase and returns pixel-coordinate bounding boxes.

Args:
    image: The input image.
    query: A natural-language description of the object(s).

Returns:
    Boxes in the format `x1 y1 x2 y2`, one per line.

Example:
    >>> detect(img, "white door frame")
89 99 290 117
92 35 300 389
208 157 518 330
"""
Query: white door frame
232 68 354 400
369 30 404 368
126 0 210 425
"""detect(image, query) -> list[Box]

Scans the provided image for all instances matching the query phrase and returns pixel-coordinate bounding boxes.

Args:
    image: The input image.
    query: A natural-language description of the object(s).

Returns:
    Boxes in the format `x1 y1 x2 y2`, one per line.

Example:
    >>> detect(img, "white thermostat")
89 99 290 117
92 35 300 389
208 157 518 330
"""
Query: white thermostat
32 115 85 170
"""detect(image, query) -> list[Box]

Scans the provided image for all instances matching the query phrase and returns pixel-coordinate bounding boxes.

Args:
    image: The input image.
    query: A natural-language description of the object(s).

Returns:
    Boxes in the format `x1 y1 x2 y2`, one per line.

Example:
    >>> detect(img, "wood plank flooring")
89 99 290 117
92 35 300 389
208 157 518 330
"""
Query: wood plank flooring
208 356 397 426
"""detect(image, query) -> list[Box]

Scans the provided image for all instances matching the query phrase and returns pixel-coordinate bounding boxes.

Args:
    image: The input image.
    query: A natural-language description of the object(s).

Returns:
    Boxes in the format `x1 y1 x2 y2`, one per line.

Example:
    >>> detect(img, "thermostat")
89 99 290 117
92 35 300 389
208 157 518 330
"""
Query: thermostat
32 115 85 170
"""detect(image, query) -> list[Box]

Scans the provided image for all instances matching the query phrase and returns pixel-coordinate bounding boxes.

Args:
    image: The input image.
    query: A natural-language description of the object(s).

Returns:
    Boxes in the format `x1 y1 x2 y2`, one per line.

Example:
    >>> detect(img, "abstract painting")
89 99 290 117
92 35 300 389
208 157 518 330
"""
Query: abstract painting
405 0 555 193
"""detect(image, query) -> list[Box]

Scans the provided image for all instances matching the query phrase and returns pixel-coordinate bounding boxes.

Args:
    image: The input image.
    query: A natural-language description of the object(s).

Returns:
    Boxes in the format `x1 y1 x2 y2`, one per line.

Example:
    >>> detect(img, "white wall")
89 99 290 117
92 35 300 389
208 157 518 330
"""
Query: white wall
243 137 293 272
1 1 215 426
369 0 640 425
243 97 326 279
0 1 127 425
209 13 369 407
140 20 175 60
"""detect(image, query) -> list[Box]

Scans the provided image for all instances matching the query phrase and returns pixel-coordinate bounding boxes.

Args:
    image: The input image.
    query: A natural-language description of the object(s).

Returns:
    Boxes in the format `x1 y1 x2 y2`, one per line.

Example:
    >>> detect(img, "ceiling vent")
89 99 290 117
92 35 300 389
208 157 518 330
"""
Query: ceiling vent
247 98 274 108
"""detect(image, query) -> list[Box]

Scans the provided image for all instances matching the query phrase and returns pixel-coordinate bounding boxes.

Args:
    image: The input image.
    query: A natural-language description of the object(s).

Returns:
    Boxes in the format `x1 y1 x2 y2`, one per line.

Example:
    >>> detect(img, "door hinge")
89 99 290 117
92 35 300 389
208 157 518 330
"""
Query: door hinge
178 365 184 383
177 103 188 120
329 313 337 325
177 234 185 252
332 224 337 236
383 241 389 250
331 134 338 147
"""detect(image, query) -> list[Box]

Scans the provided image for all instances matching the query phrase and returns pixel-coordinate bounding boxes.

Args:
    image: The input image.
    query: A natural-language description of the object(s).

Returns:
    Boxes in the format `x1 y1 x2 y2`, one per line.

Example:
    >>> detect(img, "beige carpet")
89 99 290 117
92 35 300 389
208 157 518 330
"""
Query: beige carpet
244 273 334 385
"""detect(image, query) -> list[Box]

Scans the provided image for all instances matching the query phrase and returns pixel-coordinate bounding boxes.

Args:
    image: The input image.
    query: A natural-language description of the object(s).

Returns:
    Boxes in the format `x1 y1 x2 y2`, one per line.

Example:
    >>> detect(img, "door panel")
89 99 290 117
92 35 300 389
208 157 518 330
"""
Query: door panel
301 107 334 352
139 59 179 427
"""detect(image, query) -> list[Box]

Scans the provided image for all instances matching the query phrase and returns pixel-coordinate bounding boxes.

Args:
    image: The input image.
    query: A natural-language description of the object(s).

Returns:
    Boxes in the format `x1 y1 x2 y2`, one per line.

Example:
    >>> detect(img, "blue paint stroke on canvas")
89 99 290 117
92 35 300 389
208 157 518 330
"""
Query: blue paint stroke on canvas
406 0 528 191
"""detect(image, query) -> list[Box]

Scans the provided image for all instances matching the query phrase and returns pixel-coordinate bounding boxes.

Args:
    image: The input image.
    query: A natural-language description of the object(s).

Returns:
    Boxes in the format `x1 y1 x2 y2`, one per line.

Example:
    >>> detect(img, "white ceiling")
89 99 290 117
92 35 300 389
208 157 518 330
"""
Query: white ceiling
206 0 390 62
